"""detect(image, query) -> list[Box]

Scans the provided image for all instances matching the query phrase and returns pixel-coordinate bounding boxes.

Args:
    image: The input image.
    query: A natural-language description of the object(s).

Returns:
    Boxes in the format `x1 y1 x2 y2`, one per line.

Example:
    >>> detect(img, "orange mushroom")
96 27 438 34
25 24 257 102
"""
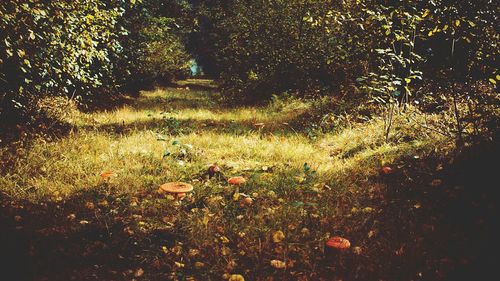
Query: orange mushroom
326 236 351 250
325 236 351 259
100 171 115 178
159 182 193 200
381 166 393 175
228 176 246 199
228 176 246 185
240 197 253 207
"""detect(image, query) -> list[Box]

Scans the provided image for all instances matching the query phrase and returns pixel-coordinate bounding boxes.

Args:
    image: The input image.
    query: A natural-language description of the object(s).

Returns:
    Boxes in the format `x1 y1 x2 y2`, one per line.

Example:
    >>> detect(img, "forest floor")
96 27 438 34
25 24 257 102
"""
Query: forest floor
1 79 498 281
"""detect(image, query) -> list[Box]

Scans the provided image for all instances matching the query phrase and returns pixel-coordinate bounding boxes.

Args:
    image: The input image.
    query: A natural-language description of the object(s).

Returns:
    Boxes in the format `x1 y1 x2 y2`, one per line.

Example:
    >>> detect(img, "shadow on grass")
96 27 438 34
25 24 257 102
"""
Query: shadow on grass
129 94 219 112
82 116 297 136
0 187 185 281
1 141 498 280
335 140 500 281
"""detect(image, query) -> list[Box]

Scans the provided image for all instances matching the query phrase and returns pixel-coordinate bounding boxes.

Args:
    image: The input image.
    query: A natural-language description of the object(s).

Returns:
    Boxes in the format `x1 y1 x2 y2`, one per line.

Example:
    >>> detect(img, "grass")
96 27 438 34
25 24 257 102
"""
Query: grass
2 80 496 281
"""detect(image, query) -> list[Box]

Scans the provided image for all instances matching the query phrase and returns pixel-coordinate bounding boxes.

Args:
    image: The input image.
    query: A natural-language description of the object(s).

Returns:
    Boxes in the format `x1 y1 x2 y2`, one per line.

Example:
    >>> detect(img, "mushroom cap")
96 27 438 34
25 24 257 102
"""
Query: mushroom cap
240 197 253 207
228 176 246 185
159 182 194 193
381 166 393 174
326 236 351 250
100 171 115 178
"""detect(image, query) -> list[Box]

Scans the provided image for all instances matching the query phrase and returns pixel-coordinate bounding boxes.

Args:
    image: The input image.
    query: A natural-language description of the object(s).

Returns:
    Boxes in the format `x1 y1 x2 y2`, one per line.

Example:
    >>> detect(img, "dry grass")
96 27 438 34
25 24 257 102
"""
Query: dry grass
1 80 461 280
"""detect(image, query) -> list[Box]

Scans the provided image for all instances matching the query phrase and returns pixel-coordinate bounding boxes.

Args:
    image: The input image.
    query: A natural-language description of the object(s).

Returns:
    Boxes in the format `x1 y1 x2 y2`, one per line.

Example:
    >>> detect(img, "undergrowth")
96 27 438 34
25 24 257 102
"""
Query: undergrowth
1 80 497 281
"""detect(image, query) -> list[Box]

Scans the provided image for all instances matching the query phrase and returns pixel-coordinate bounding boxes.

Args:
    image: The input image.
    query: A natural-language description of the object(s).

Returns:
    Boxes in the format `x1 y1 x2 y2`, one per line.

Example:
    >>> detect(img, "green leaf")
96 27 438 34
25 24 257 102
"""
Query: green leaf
303 163 311 173
163 149 171 157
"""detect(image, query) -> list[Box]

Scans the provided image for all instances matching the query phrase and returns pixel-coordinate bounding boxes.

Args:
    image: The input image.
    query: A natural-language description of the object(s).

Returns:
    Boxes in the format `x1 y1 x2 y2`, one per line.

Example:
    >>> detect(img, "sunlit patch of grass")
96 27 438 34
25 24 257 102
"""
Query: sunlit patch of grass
0 80 455 280
77 87 312 135
1 106 447 204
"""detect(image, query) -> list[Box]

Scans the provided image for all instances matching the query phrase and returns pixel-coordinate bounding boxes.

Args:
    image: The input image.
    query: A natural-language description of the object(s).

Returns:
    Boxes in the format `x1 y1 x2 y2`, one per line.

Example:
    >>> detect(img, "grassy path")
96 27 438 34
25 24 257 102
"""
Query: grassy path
1 80 496 280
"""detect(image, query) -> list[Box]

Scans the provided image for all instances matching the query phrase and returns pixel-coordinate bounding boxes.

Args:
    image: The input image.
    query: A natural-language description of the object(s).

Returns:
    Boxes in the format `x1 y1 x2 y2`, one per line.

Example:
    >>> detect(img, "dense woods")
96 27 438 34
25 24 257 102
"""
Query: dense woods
1 1 498 280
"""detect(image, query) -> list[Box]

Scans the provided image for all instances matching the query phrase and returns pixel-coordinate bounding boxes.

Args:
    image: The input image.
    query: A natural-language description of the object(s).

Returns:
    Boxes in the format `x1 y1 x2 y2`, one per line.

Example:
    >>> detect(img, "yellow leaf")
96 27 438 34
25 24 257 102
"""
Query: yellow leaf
220 236 230 244
363 207 374 213
270 259 286 269
228 274 245 281
422 9 430 18
233 192 240 201
443 25 448 31
272 230 285 243
295 176 305 183
162 246 169 254
496 75 500 80
202 213 209 226
455 19 460 27
489 78 497 85
428 31 433 37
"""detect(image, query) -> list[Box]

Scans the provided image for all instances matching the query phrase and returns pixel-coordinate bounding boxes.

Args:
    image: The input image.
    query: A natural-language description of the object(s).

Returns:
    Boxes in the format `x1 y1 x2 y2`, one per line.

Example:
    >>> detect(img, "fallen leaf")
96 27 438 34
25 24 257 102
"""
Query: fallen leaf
363 207 374 213
228 274 245 281
272 230 285 243
134 268 144 277
270 259 286 269
353 246 362 255
430 179 442 186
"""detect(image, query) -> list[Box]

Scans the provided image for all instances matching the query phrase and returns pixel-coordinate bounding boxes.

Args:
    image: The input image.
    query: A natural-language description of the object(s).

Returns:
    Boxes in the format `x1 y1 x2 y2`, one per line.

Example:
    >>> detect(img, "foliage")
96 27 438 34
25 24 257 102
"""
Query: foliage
5 82 494 280
191 0 369 100
0 0 125 123
116 0 193 92
0 0 194 125
354 0 499 143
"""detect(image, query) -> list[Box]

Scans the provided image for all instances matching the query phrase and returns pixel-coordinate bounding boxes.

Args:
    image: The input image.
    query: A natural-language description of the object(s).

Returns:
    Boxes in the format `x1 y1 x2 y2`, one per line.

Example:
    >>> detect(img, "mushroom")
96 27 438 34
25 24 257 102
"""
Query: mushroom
159 182 193 200
100 171 115 180
240 197 253 207
325 236 351 258
228 176 246 198
381 166 393 175
228 176 246 185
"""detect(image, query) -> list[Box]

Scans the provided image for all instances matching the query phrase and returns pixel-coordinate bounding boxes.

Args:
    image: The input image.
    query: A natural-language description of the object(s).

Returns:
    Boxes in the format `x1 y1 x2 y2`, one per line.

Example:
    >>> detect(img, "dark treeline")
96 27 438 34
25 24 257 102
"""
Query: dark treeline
1 0 498 141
